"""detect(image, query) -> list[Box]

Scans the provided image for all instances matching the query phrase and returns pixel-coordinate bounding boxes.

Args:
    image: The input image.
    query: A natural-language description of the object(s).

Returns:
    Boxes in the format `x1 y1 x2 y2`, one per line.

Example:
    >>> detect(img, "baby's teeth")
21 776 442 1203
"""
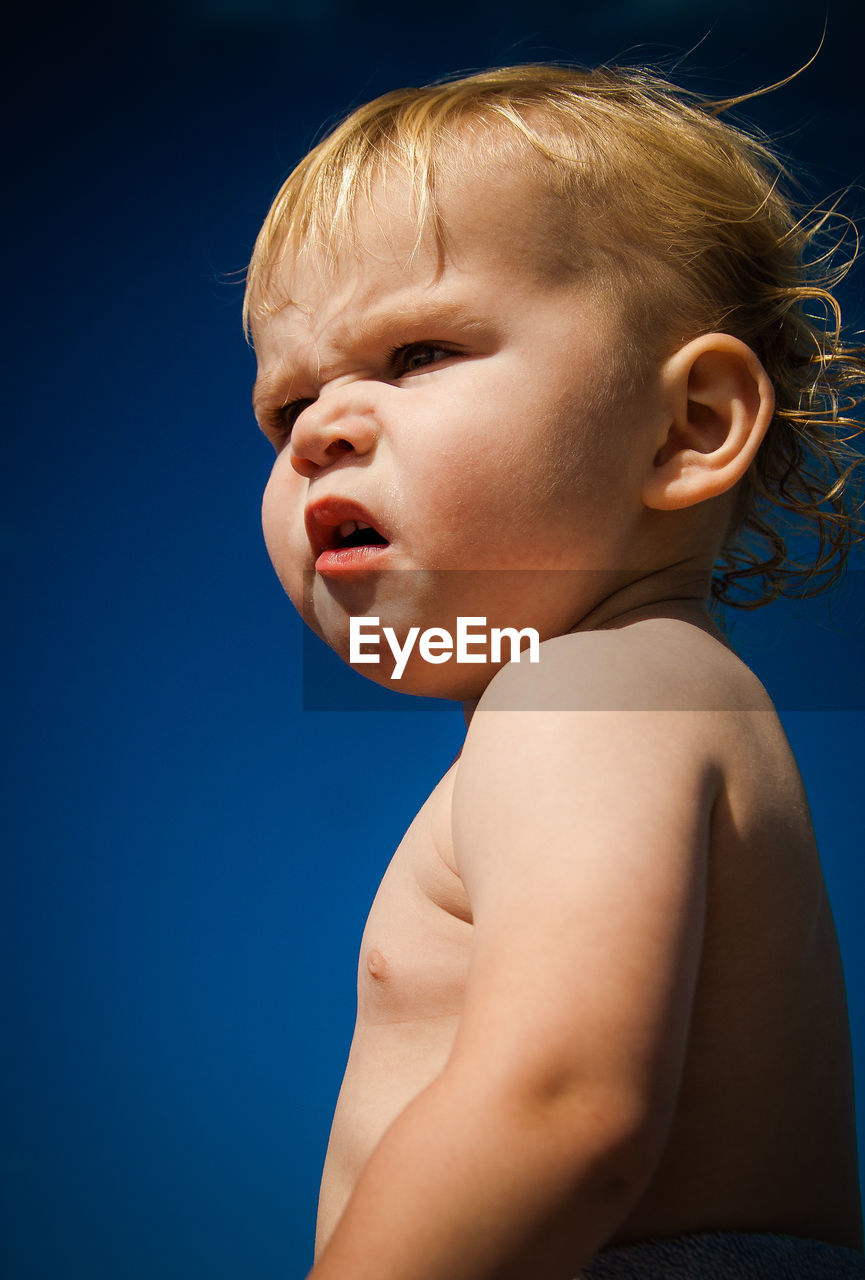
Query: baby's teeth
356 521 371 531
338 520 358 537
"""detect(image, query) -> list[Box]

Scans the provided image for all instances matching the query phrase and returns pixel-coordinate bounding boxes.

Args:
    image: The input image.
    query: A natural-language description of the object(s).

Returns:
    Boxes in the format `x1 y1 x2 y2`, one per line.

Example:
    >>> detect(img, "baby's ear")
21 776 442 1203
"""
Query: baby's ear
642 334 775 511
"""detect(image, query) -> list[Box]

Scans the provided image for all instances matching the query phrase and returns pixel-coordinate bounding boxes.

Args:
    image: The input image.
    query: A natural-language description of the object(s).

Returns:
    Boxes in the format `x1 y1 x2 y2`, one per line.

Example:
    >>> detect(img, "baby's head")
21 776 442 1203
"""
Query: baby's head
247 64 862 692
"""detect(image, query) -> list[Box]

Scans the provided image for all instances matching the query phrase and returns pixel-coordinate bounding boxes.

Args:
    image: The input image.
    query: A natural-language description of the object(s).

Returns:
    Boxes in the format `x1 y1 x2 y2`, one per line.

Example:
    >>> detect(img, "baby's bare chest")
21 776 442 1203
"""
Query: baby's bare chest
315 767 473 1243
356 762 473 1026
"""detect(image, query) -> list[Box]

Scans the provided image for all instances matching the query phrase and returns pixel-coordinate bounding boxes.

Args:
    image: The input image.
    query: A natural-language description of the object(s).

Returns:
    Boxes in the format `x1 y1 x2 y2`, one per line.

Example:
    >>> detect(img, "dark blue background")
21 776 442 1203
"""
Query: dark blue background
3 1 864 1276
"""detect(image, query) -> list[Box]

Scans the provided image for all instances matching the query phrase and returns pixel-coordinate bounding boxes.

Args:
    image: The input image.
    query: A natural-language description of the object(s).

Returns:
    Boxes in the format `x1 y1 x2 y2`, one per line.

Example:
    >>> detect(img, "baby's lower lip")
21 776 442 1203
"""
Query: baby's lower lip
315 544 392 576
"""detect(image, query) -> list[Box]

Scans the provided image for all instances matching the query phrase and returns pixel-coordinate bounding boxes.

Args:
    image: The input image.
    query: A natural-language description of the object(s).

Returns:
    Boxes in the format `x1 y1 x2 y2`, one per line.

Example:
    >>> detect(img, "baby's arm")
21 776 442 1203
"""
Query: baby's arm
309 638 719 1280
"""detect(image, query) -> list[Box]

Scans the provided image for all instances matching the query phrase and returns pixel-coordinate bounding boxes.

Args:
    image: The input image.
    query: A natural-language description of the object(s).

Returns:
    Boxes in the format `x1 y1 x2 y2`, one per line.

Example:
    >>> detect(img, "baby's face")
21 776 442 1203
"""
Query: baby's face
253 171 665 694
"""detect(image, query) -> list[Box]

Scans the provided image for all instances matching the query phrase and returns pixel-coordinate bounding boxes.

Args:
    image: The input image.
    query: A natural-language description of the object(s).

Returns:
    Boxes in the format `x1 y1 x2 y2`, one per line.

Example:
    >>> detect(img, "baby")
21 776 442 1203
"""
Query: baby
245 65 865 1279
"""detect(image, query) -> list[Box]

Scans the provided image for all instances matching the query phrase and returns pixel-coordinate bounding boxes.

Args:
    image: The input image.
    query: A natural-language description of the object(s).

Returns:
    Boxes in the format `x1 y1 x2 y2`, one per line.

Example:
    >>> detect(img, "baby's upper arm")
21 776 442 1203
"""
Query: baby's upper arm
449 632 722 1164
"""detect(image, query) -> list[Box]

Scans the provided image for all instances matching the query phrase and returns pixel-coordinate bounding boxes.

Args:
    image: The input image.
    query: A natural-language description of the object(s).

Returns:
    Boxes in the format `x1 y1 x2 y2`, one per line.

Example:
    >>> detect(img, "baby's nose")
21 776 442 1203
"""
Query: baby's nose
289 386 379 478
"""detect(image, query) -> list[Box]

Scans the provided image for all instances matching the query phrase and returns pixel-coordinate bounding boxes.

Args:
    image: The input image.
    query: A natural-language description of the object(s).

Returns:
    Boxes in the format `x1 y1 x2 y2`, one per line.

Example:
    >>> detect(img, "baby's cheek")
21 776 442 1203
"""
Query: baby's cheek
260 475 282 566
261 468 304 588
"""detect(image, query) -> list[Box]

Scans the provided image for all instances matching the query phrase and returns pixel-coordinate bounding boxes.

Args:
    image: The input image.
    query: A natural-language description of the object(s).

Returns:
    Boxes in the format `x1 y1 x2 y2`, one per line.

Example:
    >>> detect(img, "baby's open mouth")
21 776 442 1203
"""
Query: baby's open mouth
335 520 389 550
305 500 392 560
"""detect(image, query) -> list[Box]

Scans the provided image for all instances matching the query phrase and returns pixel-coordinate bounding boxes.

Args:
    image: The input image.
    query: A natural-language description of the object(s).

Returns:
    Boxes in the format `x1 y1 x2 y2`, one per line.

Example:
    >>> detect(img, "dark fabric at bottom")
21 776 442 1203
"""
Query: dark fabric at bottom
580 1231 865 1278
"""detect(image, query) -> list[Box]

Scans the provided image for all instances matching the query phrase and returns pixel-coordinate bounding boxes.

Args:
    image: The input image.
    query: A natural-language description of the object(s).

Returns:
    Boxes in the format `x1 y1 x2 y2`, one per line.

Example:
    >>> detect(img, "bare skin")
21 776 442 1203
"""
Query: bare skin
315 605 863 1267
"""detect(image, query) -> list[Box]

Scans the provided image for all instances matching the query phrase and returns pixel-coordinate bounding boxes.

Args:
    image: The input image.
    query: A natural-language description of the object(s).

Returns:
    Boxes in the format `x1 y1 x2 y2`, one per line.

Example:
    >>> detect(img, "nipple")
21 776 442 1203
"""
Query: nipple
366 948 389 981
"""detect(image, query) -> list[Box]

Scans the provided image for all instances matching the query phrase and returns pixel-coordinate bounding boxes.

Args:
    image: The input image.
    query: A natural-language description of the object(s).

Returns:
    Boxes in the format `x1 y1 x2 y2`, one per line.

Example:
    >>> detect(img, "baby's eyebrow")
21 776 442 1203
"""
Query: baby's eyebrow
340 298 490 347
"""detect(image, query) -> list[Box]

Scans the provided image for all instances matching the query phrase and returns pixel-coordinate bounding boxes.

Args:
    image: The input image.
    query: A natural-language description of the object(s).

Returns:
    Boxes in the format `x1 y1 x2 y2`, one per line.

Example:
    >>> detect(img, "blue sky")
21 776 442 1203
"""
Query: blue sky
3 1 864 1275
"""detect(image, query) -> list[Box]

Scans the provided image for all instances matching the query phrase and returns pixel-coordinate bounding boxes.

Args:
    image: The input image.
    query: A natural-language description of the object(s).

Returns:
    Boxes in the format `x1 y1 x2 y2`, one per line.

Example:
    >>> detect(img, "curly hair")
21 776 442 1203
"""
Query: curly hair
244 63 864 609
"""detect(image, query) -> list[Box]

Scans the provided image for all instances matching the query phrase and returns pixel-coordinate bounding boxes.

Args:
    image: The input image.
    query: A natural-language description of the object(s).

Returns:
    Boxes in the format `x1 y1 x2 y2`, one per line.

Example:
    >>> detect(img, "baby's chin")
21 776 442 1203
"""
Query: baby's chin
297 566 591 638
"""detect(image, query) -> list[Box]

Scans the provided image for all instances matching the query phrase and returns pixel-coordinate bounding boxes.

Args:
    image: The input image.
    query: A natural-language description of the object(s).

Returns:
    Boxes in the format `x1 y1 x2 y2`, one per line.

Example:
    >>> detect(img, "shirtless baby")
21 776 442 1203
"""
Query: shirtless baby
246 65 865 1279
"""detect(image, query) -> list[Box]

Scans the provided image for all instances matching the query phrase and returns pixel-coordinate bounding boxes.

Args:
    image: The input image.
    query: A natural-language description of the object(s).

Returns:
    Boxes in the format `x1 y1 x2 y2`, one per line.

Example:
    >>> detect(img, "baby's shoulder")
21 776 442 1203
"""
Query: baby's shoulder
460 616 799 869
477 616 775 716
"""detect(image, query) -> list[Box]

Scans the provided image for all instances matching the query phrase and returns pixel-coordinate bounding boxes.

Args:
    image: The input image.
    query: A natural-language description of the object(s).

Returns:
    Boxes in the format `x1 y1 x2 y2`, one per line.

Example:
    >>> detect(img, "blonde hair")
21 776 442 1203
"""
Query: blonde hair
245 63 864 609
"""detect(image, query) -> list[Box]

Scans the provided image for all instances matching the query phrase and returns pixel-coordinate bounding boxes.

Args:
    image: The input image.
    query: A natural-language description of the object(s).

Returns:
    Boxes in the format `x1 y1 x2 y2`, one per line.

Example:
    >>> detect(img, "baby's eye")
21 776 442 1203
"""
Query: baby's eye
276 398 314 439
390 342 458 375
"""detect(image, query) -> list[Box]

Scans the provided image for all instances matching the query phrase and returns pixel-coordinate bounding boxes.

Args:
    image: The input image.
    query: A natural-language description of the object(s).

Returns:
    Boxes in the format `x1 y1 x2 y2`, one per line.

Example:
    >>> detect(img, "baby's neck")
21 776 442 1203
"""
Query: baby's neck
571 561 716 637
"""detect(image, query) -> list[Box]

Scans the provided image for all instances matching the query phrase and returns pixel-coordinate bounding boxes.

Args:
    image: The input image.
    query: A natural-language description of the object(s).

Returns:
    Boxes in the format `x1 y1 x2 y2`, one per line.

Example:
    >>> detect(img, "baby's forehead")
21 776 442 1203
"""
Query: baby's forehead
250 156 591 334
